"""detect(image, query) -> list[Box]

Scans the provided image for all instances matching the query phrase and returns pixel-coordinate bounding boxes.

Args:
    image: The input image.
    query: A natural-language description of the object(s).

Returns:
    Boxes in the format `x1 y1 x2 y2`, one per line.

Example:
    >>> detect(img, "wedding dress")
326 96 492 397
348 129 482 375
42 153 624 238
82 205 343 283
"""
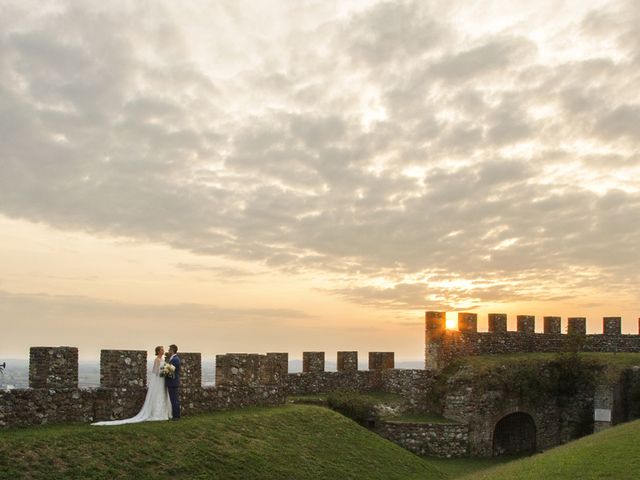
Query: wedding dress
92 357 172 426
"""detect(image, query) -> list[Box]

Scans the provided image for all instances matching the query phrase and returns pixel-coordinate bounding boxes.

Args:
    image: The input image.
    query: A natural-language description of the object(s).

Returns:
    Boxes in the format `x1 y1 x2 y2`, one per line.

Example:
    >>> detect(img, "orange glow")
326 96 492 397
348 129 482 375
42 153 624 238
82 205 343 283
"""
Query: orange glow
445 312 458 330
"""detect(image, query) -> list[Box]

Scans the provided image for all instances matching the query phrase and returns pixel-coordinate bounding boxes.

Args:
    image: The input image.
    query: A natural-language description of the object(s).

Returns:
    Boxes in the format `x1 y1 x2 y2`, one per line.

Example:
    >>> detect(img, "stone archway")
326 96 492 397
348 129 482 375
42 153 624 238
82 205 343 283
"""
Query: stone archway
492 412 536 456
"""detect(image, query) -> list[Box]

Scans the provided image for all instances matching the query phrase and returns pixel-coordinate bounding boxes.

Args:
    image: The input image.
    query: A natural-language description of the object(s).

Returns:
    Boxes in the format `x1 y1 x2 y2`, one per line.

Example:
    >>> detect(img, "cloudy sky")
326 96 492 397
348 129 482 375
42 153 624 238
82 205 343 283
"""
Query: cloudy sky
1 0 639 360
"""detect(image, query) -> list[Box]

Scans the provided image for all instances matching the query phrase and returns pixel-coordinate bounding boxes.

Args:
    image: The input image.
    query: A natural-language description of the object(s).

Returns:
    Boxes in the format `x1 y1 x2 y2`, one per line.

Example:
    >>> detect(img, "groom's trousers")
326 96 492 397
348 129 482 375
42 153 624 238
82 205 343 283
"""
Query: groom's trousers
168 386 180 419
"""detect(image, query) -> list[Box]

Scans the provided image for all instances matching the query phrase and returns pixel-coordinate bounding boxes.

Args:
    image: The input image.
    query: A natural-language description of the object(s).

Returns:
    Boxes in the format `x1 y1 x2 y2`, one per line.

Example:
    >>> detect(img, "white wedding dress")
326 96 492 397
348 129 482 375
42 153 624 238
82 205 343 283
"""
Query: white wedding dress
92 357 172 426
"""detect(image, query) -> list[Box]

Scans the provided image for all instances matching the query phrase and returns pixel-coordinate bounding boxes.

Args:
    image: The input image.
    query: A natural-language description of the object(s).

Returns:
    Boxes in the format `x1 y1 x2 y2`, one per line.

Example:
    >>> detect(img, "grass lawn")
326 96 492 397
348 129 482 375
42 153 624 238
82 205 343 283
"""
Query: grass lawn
460 419 640 480
424 456 523 478
287 393 328 404
381 412 457 424
361 391 407 404
457 352 640 382
0 404 445 480
461 351 640 370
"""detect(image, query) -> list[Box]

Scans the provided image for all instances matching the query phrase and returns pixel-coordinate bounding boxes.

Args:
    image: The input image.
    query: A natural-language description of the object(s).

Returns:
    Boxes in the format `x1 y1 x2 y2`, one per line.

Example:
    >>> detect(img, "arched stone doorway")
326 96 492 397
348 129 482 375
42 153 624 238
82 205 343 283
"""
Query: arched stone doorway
492 412 536 456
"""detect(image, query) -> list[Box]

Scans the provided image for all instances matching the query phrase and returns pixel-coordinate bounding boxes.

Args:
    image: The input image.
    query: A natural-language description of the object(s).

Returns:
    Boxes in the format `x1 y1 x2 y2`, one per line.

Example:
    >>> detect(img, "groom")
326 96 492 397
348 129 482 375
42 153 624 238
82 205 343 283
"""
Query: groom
166 344 181 420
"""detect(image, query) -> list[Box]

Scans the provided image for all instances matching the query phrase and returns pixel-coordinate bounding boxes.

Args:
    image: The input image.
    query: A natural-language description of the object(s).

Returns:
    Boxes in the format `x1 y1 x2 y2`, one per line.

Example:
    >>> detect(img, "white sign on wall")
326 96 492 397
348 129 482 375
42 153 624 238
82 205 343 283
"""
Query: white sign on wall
594 408 611 422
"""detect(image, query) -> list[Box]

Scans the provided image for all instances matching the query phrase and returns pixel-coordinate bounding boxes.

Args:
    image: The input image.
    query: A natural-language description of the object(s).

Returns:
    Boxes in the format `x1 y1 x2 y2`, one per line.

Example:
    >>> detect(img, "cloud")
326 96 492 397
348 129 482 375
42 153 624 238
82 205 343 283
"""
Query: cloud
175 262 262 282
0 289 313 324
595 104 640 141
343 1 449 68
0 0 639 312
430 36 536 81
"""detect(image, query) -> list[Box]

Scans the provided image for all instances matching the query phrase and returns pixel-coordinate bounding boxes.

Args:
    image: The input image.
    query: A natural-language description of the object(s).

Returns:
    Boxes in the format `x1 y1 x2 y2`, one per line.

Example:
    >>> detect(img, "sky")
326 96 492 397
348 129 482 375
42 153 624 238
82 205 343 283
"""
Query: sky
1 0 639 361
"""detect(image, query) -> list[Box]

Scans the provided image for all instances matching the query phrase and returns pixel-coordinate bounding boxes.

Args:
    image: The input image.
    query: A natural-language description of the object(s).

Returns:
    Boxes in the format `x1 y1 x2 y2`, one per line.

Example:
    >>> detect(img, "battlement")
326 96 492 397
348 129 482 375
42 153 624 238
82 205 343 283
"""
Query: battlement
29 346 78 389
100 350 147 388
215 353 288 387
21 347 401 395
2 346 408 428
425 311 640 370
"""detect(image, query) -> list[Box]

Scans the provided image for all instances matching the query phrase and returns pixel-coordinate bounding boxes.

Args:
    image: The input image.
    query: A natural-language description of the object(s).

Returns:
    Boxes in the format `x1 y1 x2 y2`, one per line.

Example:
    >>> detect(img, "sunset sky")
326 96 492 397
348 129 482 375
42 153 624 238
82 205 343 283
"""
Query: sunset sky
1 0 639 360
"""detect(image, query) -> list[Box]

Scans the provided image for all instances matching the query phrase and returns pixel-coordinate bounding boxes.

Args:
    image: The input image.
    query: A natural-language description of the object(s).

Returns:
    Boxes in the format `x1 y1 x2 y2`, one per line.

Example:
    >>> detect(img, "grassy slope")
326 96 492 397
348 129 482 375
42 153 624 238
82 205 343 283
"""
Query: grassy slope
462 419 640 480
0 405 444 480
461 352 640 371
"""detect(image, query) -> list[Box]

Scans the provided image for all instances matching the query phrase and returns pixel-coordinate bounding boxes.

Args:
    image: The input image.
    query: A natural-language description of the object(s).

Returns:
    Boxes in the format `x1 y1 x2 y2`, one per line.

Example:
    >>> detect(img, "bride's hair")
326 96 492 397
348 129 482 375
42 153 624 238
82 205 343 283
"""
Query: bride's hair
155 346 163 355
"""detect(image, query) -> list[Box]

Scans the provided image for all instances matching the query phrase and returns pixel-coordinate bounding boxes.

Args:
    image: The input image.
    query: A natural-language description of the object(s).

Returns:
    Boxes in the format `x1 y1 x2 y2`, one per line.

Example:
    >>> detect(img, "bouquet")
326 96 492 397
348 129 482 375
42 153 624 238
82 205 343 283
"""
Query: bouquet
160 362 176 378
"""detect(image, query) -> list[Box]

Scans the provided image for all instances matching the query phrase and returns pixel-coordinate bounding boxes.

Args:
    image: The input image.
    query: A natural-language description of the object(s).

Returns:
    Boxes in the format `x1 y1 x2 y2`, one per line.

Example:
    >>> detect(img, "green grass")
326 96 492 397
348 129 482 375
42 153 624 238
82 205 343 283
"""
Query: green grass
462 351 640 369
288 391 406 405
361 391 407 405
457 352 640 381
461 419 640 480
0 405 445 480
287 393 328 404
2 402 638 480
427 456 523 478
381 412 457 424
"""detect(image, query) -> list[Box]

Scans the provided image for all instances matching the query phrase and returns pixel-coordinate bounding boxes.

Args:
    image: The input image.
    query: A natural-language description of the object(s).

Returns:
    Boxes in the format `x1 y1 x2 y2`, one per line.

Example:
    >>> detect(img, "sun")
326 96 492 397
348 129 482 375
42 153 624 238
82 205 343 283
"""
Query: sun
445 311 458 330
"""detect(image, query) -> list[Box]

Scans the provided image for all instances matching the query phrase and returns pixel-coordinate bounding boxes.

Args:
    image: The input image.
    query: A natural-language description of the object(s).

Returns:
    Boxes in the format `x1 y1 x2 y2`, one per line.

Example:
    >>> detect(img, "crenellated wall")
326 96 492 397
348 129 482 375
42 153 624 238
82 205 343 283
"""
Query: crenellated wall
425 312 640 371
4 322 640 460
1 348 420 428
286 351 433 412
442 365 596 456
0 348 285 428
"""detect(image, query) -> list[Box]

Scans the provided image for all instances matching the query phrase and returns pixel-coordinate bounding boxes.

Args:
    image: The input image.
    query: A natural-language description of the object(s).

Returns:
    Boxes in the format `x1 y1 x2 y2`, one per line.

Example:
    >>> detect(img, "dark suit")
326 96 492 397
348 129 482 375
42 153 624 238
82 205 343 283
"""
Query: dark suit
165 354 181 419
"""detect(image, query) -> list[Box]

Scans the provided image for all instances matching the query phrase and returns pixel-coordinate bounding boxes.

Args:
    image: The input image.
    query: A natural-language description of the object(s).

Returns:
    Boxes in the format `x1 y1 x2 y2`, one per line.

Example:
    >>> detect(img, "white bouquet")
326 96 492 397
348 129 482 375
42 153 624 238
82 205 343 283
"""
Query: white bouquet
160 362 176 378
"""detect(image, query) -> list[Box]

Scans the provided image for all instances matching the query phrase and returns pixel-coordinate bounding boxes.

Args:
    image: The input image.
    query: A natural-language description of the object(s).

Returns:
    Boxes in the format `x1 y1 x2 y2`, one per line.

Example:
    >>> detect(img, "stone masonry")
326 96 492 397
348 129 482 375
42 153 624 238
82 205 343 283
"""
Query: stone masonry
544 316 562 334
337 351 358 372
29 347 78 389
517 315 535 334
568 317 587 335
4 310 640 461
215 353 266 387
1 347 285 428
179 353 202 388
100 350 146 388
303 352 325 373
369 352 395 370
376 421 469 457
425 312 640 371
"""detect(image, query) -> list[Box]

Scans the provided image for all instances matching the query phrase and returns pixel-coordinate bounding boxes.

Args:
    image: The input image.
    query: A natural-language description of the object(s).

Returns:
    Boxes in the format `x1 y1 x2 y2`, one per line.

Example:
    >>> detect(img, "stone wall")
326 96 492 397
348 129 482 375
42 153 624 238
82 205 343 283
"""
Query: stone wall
376 421 469 457
215 353 287 387
369 352 395 370
179 353 202 388
303 352 325 373
6 347 432 428
29 347 78 389
0 347 286 428
543 316 561 333
263 353 289 385
287 370 377 395
442 363 596 456
286 368 435 413
6 339 640 462
0 388 95 427
425 312 640 371
100 350 147 388
337 351 358 372
621 367 640 422
379 369 435 412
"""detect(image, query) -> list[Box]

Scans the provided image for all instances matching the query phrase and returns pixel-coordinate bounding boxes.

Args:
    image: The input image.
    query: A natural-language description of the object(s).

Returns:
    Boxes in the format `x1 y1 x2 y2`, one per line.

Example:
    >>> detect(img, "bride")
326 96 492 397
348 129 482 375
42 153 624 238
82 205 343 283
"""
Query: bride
92 346 172 426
